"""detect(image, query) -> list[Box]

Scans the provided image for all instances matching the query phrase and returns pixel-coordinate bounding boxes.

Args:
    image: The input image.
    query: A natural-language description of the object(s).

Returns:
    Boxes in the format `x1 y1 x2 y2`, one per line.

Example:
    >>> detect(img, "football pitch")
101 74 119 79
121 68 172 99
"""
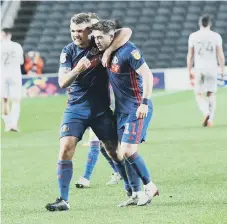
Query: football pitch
2 89 227 224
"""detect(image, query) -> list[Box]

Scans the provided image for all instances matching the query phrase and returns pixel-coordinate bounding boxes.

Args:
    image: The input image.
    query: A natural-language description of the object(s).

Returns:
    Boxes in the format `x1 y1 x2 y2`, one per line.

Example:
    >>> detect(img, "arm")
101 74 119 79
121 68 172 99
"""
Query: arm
20 45 24 65
217 46 225 78
134 62 153 119
58 56 91 88
127 46 151 118
136 62 153 99
187 34 195 79
58 67 80 88
102 28 132 67
187 47 194 79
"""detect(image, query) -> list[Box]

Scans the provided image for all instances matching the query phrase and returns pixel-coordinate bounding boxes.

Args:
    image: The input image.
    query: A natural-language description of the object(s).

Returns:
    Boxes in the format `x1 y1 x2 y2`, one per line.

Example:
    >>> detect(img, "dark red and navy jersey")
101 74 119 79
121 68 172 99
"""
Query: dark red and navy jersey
107 41 152 114
59 38 110 118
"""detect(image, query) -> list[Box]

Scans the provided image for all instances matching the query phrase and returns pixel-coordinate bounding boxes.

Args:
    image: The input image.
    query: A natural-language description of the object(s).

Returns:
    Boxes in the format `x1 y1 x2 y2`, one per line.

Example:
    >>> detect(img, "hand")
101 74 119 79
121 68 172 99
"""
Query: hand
136 104 148 119
189 71 195 80
102 49 112 67
74 56 91 74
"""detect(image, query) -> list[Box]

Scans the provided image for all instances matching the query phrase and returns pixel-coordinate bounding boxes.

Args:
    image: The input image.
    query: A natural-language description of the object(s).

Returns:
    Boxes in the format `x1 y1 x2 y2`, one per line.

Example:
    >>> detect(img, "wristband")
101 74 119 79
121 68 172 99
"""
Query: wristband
142 98 148 105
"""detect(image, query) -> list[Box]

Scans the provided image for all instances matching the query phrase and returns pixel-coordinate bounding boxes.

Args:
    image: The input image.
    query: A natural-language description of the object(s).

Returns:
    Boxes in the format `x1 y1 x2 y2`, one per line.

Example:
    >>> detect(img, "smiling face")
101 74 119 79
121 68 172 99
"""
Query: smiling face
70 22 90 47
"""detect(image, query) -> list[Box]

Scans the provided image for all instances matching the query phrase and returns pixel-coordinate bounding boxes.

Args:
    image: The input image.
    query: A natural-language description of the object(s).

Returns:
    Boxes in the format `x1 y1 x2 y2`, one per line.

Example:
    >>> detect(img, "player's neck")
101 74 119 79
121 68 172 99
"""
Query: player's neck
200 27 210 31
2 39 11 42
75 39 90 48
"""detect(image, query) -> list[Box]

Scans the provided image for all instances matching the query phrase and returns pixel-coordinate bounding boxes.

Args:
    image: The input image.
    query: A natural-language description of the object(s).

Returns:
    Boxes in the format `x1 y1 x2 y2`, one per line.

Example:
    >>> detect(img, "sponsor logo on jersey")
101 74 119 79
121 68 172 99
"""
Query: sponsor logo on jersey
60 53 67 63
112 56 118 64
110 64 120 73
131 50 141 60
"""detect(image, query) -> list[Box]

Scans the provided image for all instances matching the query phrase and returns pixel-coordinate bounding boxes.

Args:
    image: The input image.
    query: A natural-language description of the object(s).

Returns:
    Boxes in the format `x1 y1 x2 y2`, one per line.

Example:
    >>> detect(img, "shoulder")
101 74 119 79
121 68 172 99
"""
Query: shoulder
12 41 22 49
10 42 23 53
116 41 139 56
189 31 198 40
62 42 75 54
212 31 222 40
13 41 22 47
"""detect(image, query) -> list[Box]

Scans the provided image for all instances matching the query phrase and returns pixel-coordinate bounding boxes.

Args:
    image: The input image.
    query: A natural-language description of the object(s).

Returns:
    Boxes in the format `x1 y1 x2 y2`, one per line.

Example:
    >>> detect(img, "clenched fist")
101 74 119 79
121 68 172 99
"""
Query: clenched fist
74 56 91 74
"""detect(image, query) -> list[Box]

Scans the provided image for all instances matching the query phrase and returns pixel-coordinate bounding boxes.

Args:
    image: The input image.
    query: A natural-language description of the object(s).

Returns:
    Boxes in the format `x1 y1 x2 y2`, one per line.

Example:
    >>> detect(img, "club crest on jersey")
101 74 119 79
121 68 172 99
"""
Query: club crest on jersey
110 64 120 73
131 50 141 60
61 124 69 132
112 56 118 64
90 47 99 55
60 53 67 63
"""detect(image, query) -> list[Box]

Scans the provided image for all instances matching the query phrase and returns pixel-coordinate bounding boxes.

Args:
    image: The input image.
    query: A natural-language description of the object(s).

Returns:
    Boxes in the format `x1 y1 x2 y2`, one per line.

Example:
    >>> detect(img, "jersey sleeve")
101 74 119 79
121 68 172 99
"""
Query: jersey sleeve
216 33 222 47
18 44 24 64
59 46 72 69
188 34 194 48
127 47 145 70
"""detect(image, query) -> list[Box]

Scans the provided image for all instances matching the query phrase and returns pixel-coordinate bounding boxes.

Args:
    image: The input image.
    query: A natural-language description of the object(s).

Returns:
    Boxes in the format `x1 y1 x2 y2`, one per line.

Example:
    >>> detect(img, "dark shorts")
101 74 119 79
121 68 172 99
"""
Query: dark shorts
60 108 118 141
116 110 152 144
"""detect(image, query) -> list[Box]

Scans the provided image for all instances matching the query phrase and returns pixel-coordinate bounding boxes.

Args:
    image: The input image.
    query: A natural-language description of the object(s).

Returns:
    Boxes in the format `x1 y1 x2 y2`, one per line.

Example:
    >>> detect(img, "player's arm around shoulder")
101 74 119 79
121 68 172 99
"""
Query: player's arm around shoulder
102 27 132 67
58 47 91 88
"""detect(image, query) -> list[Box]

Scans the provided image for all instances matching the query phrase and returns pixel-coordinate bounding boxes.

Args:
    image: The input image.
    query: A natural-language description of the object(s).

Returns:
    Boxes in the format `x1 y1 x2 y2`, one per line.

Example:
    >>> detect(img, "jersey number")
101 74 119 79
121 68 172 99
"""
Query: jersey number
3 51 16 66
124 123 137 135
197 41 214 55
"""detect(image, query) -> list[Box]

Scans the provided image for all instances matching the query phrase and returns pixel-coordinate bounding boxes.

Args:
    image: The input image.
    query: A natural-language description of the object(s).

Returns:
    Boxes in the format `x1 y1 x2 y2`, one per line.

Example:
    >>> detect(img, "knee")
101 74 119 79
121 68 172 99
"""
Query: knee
121 143 138 158
207 91 213 97
59 136 78 160
3 98 8 103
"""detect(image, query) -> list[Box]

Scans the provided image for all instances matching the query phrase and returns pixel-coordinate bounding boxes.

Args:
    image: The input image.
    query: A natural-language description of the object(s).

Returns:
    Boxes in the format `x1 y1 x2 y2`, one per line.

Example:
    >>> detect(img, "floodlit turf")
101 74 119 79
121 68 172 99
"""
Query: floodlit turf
2 89 227 224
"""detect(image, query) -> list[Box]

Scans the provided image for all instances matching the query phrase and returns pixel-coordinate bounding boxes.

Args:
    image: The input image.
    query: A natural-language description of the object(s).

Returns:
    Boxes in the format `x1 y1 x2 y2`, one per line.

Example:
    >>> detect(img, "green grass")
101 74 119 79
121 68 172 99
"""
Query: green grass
2 89 227 224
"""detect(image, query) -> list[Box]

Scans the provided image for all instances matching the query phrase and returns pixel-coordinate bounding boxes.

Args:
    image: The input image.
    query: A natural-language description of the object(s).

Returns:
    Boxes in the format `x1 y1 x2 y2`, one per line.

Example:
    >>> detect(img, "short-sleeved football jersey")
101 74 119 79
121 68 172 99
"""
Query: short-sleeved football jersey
1 40 23 79
188 29 222 69
59 38 110 118
107 41 152 114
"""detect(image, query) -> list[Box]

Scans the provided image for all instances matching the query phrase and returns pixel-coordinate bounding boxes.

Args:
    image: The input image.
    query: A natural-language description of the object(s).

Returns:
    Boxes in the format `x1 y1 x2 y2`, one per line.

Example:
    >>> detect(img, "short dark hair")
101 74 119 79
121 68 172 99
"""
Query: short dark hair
1 27 12 35
92 20 115 34
88 12 100 21
71 13 90 24
200 14 211 27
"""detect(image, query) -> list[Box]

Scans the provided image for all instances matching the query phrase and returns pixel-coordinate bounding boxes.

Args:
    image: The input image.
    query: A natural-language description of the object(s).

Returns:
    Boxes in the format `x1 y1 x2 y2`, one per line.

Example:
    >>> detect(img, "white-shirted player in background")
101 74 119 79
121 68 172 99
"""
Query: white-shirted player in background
1 28 24 132
187 15 225 127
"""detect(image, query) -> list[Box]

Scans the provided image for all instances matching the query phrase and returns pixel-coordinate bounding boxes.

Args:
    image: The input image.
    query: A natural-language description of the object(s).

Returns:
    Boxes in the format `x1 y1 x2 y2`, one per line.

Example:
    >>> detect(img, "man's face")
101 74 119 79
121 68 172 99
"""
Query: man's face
70 22 90 47
93 30 113 51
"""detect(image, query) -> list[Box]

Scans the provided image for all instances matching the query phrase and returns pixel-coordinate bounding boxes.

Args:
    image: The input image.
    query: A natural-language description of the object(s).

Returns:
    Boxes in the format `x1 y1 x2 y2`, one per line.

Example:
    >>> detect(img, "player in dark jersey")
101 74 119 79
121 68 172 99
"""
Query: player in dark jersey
75 13 122 188
45 13 132 211
91 20 159 207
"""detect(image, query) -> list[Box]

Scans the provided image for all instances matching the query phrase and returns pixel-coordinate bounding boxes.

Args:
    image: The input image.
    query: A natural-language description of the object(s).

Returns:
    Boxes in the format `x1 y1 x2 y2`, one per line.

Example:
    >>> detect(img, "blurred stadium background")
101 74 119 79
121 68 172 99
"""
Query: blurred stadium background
1 1 227 224
2 0 227 72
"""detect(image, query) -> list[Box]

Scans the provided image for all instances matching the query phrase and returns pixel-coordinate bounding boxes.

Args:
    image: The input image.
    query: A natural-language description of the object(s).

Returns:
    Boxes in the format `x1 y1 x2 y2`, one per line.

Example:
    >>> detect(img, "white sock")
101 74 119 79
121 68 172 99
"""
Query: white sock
2 114 11 127
10 102 20 128
208 95 216 121
196 95 209 116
